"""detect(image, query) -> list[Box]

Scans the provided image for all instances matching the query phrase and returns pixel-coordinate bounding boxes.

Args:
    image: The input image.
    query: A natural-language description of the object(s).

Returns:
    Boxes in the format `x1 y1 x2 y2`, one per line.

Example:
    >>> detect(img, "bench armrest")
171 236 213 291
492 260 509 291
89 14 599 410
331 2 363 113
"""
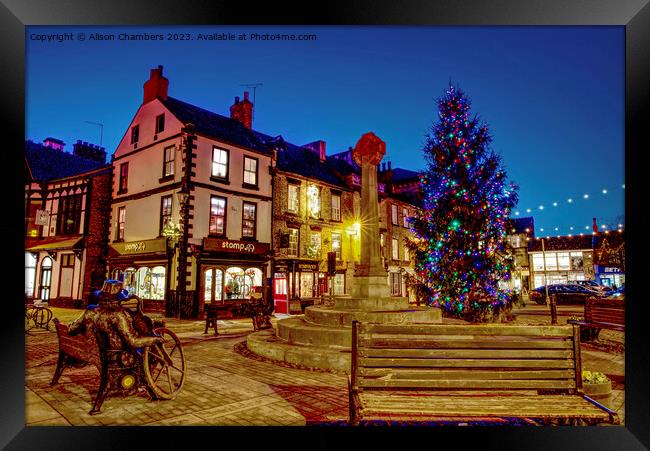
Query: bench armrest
348 375 361 425
582 394 620 425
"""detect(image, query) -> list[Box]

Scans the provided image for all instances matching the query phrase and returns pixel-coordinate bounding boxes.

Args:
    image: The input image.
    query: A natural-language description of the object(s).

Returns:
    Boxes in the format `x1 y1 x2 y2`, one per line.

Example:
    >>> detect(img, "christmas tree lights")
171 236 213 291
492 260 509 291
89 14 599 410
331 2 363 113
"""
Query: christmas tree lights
408 84 518 322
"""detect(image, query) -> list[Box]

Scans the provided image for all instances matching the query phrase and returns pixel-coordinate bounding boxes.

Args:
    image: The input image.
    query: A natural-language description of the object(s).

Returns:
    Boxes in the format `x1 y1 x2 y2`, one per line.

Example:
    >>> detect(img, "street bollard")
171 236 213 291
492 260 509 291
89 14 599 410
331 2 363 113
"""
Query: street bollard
550 294 558 325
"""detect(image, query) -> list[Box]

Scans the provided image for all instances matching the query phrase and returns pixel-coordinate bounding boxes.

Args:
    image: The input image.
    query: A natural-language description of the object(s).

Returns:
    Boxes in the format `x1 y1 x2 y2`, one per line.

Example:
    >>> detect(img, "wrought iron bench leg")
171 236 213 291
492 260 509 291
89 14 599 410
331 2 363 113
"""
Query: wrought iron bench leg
50 351 66 386
89 366 110 415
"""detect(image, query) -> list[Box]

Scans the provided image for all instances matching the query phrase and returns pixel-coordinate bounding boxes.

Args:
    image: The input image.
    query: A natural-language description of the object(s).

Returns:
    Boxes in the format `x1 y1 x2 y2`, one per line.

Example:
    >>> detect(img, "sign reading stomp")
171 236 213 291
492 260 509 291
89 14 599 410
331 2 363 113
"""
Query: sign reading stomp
203 237 270 255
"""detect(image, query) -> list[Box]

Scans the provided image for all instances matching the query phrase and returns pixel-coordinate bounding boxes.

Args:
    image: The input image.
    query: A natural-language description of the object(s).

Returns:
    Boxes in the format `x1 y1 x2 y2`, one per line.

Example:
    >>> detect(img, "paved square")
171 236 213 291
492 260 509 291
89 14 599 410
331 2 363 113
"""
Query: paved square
25 305 624 426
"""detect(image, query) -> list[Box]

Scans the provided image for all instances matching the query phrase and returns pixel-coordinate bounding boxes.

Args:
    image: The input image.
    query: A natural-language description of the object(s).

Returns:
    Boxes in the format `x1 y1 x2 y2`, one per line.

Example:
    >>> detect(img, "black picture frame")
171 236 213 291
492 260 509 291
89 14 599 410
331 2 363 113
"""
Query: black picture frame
3 1 648 449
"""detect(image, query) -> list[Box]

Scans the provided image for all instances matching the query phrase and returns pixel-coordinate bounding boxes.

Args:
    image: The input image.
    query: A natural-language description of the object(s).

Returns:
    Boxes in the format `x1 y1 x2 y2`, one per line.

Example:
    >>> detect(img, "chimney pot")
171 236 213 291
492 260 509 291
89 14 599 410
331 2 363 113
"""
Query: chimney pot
235 96 240 104
388 162 392 170
243 91 249 101
230 92 253 129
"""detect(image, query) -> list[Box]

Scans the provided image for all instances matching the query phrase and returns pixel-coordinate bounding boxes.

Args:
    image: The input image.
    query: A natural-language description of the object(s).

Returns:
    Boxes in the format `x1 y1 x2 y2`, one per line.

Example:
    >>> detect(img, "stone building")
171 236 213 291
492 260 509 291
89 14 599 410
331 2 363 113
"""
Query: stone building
24 138 111 307
504 216 535 293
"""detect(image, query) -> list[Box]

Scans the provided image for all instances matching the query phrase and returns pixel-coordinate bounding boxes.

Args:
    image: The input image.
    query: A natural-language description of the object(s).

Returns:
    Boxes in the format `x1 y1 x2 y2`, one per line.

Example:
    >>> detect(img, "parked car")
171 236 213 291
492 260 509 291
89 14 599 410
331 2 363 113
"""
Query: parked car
530 284 600 305
573 280 612 293
598 286 624 299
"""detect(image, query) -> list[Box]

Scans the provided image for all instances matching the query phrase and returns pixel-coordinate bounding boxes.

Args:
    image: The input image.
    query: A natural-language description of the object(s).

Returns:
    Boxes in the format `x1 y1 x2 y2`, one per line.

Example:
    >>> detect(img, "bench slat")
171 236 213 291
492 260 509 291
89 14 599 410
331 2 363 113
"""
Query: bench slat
359 394 609 419
361 324 573 337
361 338 573 350
359 368 575 380
361 348 574 359
358 378 575 390
359 357 575 369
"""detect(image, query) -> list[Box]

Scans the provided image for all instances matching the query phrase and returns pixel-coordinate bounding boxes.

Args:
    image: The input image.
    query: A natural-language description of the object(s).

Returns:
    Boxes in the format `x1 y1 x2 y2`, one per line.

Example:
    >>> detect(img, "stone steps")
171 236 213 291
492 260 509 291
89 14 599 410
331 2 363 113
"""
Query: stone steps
246 329 351 373
304 305 441 328
334 296 409 311
277 317 351 347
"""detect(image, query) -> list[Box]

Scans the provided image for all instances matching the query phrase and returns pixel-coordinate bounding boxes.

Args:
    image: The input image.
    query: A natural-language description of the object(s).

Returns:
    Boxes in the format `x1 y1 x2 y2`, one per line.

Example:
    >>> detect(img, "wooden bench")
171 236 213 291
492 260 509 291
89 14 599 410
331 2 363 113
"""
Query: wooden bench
348 321 619 426
51 318 141 415
568 297 624 341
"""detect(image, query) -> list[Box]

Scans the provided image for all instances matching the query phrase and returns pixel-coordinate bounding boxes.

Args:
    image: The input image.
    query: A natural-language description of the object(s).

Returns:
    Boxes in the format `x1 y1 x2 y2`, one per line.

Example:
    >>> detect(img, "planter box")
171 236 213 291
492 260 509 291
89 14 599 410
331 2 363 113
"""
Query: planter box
584 381 612 409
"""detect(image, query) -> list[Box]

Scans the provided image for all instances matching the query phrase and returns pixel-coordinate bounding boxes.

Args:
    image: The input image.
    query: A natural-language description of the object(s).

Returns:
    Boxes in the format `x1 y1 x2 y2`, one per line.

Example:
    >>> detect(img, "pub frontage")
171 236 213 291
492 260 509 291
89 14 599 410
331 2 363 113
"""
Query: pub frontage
198 237 272 315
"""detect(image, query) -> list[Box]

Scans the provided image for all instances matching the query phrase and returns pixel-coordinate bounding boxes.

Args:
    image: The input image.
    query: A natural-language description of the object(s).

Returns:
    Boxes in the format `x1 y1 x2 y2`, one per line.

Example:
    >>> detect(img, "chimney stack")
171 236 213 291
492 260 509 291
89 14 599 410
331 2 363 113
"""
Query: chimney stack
43 137 65 151
143 65 169 104
592 217 599 233
230 91 253 129
73 139 106 164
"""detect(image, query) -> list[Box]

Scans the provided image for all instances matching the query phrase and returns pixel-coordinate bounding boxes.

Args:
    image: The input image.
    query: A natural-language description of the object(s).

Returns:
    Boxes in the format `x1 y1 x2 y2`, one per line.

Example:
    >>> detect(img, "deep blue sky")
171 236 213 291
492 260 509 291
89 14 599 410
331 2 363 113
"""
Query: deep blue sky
26 26 624 235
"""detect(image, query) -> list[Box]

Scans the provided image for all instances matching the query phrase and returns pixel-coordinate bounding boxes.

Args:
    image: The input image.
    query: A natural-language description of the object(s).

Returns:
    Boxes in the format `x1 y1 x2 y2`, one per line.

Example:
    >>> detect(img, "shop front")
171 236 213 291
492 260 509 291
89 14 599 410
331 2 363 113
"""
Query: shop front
594 265 625 288
272 259 327 314
199 237 271 316
108 237 169 312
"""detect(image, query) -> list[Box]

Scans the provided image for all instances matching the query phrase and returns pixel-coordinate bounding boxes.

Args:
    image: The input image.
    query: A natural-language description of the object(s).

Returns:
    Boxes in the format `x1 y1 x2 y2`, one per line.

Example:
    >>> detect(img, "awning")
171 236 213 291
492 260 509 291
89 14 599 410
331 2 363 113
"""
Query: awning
25 237 83 252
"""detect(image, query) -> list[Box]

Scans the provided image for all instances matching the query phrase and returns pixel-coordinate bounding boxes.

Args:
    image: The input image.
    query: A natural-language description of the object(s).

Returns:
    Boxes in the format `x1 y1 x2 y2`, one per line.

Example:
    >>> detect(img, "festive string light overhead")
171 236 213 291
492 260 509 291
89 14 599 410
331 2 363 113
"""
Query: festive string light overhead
512 183 623 217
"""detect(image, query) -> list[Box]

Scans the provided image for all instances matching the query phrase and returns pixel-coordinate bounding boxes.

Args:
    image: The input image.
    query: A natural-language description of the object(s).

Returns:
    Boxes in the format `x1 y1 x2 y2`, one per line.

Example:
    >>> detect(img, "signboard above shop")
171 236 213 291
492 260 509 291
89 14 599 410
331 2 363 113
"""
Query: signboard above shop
109 237 168 256
203 237 270 255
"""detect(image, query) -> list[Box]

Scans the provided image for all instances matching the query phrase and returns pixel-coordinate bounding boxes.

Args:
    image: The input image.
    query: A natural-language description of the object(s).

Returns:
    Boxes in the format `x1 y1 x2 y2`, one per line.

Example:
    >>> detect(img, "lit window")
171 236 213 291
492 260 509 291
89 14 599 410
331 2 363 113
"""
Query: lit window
117 206 126 240
557 252 570 270
545 253 558 271
532 254 544 271
155 114 165 134
308 232 321 258
160 195 172 234
242 202 257 238
243 156 258 186
211 147 229 179
392 237 399 260
119 162 129 193
390 272 402 296
404 245 410 262
331 232 342 260
288 228 299 257
391 204 398 225
163 146 174 177
209 196 226 235
307 185 321 218
331 194 341 221
402 208 409 228
56 194 82 235
287 184 299 213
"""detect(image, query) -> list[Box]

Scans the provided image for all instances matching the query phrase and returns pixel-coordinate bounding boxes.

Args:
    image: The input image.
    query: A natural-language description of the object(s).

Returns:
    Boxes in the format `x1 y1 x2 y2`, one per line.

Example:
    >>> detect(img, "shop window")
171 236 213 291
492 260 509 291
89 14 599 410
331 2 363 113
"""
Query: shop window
127 266 166 300
288 228 299 257
209 196 227 236
301 273 315 298
211 147 229 180
333 273 345 295
25 253 37 297
242 202 257 238
390 272 402 296
243 156 258 187
116 206 126 241
545 253 557 271
225 267 262 300
331 232 342 260
162 145 174 177
557 252 570 271
570 252 584 271
534 275 545 288
532 254 544 271
123 267 137 293
331 194 341 221
204 268 223 303
287 184 299 213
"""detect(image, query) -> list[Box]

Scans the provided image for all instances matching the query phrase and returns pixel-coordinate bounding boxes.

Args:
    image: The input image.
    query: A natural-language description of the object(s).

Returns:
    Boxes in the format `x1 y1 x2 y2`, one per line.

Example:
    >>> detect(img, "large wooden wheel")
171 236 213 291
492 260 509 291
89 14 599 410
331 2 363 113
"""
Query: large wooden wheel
142 327 186 400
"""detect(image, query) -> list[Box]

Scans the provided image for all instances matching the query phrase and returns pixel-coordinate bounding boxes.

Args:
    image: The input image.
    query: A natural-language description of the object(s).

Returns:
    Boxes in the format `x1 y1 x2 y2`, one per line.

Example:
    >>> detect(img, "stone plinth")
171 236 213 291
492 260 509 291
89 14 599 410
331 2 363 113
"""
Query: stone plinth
247 132 441 372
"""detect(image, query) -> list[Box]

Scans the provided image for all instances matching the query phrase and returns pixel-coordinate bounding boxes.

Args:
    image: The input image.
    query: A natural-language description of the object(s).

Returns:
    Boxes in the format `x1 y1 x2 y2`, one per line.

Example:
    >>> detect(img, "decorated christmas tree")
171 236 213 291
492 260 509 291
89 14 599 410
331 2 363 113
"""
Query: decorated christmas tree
408 84 518 322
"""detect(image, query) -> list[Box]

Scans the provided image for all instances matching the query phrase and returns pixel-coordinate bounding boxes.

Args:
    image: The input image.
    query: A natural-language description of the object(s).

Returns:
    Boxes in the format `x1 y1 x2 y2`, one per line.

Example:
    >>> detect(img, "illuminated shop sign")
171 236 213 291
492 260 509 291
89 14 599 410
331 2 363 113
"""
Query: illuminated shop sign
203 237 270 255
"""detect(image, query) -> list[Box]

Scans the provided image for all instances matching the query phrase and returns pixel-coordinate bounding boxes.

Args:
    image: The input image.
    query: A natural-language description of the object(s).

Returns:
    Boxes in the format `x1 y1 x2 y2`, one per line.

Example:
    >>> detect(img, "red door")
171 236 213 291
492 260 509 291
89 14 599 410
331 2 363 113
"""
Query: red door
273 274 288 314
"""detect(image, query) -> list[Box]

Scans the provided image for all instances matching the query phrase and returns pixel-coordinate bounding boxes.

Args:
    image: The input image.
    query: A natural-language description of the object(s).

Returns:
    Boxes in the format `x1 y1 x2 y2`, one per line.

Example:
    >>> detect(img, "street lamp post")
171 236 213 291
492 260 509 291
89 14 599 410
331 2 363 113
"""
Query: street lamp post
541 238 557 325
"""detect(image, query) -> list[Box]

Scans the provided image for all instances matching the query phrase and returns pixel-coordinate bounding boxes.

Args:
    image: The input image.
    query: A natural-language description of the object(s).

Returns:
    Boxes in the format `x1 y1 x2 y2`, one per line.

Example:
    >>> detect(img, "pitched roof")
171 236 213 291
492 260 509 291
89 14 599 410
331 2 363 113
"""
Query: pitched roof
25 141 106 181
528 234 596 252
391 167 421 182
161 97 273 155
276 143 352 188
